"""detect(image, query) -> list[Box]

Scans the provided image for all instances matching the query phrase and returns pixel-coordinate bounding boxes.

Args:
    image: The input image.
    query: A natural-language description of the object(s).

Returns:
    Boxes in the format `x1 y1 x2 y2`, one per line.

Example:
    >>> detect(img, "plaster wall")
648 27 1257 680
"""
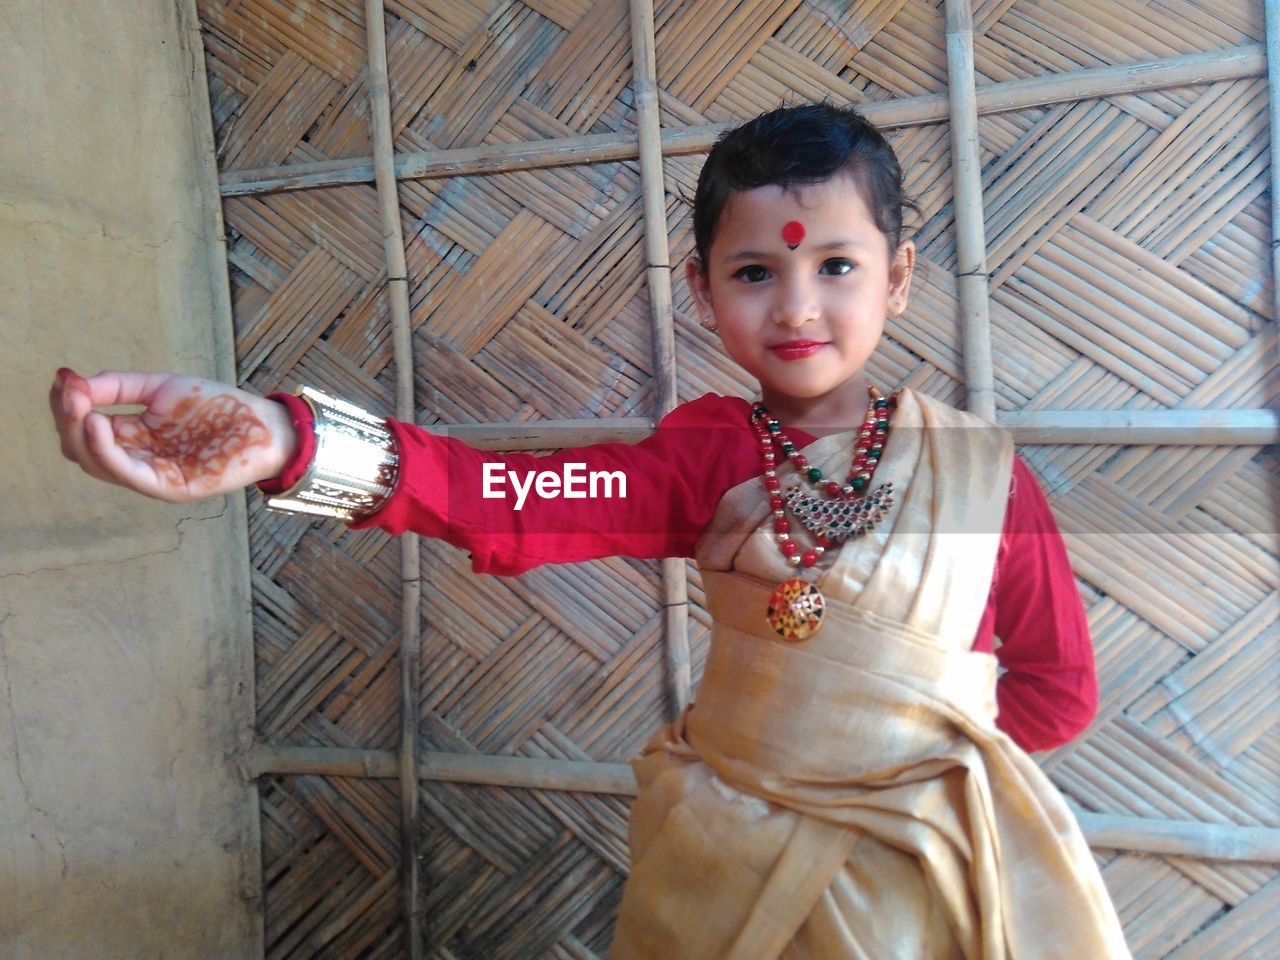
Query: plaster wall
1 1 260 957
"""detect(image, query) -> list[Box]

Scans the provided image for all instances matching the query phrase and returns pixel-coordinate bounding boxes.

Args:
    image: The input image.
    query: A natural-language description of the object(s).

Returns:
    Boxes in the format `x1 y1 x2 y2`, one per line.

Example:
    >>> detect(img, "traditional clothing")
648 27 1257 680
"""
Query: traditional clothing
610 389 1129 958
264 390 1097 752
263 387 1127 957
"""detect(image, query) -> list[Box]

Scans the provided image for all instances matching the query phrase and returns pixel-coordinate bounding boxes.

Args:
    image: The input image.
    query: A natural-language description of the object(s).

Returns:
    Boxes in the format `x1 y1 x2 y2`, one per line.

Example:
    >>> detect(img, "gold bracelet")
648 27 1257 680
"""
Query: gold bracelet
266 387 398 522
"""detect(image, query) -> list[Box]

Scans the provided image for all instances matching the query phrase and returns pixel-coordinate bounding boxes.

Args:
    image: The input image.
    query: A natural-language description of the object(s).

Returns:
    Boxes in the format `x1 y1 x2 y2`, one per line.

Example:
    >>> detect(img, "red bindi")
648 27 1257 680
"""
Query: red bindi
781 220 806 249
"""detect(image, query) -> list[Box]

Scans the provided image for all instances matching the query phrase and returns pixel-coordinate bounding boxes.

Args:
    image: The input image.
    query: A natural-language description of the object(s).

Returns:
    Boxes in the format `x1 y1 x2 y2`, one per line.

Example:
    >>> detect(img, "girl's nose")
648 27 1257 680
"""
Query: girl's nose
772 275 819 327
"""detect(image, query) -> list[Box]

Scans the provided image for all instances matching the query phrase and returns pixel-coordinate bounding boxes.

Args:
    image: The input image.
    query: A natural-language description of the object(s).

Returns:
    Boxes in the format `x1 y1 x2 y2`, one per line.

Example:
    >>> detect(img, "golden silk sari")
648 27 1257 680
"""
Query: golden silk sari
611 389 1130 960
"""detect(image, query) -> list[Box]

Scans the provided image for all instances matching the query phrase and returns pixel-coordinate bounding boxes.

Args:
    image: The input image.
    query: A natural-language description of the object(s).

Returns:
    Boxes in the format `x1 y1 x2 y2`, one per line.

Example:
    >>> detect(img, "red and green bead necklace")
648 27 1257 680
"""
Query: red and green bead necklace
749 385 895 568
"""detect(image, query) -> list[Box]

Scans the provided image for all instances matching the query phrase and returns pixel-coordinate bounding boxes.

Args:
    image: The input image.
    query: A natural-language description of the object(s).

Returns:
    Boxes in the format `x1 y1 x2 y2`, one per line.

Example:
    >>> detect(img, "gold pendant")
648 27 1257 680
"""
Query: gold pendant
784 482 895 545
766 578 826 643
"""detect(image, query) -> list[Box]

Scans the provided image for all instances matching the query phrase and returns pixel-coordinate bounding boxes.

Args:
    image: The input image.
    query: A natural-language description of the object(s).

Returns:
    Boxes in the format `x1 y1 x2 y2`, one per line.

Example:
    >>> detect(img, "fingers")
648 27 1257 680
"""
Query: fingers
49 367 163 492
52 372 116 485
49 369 72 457
51 368 91 463
50 367 258 502
76 370 175 409
82 410 170 499
51 368 179 427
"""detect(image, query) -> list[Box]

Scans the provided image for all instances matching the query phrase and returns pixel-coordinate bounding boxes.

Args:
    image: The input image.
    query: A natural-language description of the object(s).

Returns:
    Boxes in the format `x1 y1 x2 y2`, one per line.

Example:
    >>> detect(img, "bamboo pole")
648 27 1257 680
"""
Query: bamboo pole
629 0 692 718
220 45 1266 197
239 746 1280 863
433 417 656 448
945 0 995 421
1266 0 1280 363
221 130 654 196
628 3 675 414
362 2 422 956
998 407 1280 445
419 753 635 794
428 408 1280 450
242 745 635 793
1072 811 1280 864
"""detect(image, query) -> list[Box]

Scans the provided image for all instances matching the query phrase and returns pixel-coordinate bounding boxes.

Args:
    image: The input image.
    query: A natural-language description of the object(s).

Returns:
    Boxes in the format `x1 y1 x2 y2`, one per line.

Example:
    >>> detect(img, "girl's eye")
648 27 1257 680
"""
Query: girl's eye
820 258 854 276
734 265 770 283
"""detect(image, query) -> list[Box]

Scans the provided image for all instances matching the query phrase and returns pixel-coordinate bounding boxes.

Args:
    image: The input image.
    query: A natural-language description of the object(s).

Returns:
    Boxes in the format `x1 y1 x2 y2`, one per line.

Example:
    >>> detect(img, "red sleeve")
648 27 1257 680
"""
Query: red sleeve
346 394 760 575
982 456 1097 752
260 399 1097 751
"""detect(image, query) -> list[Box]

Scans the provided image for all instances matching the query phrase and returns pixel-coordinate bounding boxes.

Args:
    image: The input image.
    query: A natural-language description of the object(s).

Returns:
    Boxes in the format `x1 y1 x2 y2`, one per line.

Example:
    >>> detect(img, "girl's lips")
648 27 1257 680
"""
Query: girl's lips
769 340 826 360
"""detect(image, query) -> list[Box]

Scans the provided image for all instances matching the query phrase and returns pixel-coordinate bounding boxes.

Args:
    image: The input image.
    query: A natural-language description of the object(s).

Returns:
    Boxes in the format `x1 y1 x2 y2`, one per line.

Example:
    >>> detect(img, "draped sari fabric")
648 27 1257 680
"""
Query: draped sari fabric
611 390 1130 960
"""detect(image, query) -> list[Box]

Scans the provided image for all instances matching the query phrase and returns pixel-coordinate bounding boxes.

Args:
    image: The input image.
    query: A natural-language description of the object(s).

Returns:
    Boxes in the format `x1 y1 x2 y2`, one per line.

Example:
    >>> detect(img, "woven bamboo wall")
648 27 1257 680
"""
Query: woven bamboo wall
197 1 1278 958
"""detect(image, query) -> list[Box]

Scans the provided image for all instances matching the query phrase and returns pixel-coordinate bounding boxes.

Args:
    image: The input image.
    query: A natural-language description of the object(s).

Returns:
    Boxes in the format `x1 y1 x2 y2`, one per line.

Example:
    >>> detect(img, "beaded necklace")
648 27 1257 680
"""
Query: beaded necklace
751 385 899 642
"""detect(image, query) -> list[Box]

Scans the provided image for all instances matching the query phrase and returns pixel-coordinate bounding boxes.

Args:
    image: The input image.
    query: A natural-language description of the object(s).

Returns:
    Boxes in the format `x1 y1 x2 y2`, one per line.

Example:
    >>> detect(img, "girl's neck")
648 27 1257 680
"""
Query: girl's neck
759 374 872 438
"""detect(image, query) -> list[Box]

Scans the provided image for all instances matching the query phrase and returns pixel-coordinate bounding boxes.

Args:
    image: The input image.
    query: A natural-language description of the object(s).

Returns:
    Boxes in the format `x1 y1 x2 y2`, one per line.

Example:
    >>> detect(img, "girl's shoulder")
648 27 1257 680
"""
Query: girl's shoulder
903 387 998 431
904 389 1016 455
657 392 752 430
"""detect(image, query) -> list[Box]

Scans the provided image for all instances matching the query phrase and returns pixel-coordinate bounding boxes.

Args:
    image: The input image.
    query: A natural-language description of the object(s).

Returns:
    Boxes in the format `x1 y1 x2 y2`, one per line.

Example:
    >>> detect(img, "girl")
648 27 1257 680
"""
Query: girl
50 104 1129 958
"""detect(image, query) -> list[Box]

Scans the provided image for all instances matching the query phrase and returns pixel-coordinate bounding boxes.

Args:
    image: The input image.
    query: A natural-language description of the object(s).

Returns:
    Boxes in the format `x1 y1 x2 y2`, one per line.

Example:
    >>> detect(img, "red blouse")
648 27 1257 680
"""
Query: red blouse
264 393 1097 752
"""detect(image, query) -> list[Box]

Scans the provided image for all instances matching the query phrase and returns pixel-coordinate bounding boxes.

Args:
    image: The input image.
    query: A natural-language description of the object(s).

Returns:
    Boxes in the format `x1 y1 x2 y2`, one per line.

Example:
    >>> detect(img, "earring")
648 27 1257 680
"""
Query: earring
700 316 718 333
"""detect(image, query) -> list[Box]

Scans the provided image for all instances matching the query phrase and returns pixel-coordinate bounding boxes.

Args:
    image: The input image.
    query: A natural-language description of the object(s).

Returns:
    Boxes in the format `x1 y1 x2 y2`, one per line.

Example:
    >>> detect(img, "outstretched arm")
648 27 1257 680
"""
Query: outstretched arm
51 369 759 574
49 367 297 503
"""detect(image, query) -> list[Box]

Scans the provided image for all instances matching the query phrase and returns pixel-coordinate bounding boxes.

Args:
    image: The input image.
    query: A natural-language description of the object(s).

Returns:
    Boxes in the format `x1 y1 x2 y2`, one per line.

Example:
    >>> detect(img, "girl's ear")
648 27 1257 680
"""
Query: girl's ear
887 240 915 317
686 258 717 331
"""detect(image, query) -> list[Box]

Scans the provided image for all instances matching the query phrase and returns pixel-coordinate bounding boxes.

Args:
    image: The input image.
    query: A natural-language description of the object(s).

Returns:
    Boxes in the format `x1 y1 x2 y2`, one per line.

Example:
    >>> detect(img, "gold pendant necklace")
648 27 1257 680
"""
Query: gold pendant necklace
766 578 826 643
754 387 897 643
783 482 895 545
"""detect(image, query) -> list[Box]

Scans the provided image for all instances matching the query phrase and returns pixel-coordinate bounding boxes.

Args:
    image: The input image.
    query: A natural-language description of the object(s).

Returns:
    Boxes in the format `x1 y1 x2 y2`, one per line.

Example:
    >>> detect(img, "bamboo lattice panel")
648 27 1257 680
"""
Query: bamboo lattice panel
197 0 1278 957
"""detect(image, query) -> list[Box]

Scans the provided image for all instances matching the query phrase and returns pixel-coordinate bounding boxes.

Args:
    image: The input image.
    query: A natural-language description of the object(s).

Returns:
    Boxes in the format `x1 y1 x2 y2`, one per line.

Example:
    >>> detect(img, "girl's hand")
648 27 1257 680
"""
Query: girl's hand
50 368 298 503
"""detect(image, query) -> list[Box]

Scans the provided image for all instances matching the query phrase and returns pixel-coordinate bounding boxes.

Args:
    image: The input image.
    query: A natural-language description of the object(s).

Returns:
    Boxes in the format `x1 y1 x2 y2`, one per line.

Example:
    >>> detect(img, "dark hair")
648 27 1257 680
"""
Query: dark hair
691 103 914 264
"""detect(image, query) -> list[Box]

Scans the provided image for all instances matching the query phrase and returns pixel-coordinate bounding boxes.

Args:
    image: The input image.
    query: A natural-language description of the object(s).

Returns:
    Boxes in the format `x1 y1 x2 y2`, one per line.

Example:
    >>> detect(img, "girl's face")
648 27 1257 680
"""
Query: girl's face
688 175 914 427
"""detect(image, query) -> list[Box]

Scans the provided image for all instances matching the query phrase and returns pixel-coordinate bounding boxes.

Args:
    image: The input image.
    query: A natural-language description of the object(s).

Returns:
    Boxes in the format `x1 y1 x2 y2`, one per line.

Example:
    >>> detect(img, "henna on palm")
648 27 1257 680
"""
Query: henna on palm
114 388 271 488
